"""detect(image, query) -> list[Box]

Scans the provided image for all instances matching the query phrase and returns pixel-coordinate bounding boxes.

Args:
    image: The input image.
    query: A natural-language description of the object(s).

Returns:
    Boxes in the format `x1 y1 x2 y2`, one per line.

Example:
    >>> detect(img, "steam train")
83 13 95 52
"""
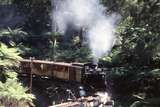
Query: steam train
20 59 107 89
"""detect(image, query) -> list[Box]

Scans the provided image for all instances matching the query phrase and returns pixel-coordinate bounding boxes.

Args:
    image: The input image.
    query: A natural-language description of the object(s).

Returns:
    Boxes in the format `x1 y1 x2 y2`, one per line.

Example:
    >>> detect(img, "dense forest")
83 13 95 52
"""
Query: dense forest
0 0 160 107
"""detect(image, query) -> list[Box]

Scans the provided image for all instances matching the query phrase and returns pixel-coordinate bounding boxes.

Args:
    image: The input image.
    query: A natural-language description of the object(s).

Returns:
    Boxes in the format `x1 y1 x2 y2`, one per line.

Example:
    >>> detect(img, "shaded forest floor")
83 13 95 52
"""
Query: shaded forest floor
18 75 95 107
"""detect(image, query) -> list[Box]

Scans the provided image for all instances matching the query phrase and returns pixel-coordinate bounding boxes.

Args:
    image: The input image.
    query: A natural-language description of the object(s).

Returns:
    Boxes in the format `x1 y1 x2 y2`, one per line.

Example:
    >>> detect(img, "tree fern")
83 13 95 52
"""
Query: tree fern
0 43 35 107
0 43 21 68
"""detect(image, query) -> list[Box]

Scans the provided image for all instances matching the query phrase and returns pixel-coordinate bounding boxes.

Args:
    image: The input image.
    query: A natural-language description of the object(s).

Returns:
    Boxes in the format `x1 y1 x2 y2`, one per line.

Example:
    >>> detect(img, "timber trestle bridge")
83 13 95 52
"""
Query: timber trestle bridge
19 58 114 107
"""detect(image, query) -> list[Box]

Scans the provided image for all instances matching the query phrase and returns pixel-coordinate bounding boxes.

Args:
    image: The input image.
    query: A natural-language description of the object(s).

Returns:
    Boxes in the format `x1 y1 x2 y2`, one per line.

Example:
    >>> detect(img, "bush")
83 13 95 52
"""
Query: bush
0 72 35 107
0 43 35 107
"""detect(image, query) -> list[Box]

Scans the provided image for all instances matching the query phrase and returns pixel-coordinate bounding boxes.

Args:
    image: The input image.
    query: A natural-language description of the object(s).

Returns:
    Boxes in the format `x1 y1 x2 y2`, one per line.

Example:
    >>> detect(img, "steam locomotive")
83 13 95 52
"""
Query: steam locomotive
20 59 107 90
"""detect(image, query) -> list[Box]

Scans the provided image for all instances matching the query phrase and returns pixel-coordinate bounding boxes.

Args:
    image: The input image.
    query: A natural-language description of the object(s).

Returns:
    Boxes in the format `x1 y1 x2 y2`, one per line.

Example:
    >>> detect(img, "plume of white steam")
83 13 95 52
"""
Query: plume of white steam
86 16 117 63
53 0 120 63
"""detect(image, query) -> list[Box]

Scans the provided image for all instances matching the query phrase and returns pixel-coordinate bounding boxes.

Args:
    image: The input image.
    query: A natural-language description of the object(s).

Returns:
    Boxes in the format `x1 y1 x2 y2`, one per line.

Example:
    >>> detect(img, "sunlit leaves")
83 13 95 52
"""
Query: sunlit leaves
0 43 34 106
0 71 35 106
0 43 21 67
0 0 14 5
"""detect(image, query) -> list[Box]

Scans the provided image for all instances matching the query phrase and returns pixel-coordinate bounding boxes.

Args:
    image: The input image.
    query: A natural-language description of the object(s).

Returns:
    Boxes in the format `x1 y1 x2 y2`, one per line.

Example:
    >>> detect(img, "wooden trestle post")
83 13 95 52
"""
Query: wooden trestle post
29 57 34 93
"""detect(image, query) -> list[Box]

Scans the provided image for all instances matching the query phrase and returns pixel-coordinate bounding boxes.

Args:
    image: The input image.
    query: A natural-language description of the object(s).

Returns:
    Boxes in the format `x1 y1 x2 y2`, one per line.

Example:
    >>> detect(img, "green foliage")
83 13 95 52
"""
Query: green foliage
0 28 28 46
0 28 27 37
0 0 14 5
0 0 158 65
0 71 35 106
0 28 30 59
0 43 21 68
53 47 91 62
0 42 34 107
130 97 160 107
107 67 160 107
105 0 160 66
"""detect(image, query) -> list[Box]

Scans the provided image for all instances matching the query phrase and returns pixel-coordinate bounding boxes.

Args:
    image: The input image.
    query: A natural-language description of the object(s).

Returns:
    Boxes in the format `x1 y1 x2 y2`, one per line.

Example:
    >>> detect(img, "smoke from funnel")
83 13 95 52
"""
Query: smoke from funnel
52 0 120 63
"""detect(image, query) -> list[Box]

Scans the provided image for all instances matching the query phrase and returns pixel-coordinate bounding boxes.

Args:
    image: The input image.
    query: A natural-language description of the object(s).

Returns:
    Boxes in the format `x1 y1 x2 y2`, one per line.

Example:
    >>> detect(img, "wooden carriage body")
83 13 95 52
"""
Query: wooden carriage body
20 59 83 82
